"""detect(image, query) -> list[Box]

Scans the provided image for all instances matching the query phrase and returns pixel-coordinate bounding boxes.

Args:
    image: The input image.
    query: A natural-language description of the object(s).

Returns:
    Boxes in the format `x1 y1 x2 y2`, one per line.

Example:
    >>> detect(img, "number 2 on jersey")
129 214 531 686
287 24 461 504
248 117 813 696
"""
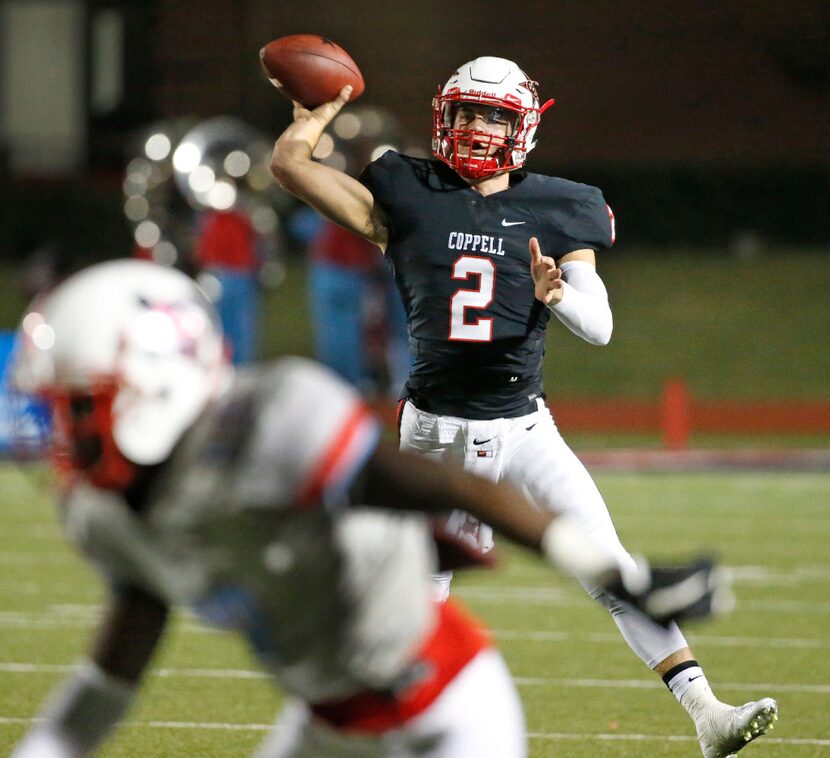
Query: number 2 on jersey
449 256 495 342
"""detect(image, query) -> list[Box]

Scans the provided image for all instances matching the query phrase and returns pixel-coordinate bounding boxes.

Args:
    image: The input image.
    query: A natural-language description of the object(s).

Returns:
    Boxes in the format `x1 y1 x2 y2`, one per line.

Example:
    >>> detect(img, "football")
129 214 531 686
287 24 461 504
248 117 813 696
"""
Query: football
259 34 365 108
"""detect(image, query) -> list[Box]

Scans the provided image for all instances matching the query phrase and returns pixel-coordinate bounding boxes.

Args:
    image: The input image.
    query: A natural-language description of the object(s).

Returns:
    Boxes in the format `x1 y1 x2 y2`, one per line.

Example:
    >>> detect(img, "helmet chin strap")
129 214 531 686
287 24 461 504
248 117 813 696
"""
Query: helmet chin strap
455 155 501 180
458 153 513 179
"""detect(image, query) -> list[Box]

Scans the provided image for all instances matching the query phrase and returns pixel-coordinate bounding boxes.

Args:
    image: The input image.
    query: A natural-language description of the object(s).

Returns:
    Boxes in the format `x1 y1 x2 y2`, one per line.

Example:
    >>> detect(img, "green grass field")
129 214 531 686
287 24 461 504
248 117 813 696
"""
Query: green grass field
1 463 828 757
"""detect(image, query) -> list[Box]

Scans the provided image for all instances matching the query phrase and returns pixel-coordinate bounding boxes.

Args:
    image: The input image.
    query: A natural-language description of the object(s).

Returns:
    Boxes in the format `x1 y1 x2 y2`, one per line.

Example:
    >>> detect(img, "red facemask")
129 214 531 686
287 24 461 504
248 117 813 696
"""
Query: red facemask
431 91 554 180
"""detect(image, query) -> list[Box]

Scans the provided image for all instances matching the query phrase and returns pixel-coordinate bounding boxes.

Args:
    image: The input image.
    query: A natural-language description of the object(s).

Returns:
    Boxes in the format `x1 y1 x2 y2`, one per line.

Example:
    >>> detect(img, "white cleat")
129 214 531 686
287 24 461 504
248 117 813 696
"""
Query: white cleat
696 697 779 758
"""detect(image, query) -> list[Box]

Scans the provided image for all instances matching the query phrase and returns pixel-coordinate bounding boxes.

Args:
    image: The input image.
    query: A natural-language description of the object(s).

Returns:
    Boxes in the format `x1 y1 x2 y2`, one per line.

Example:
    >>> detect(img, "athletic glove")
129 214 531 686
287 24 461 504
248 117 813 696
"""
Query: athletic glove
541 516 733 627
602 556 734 627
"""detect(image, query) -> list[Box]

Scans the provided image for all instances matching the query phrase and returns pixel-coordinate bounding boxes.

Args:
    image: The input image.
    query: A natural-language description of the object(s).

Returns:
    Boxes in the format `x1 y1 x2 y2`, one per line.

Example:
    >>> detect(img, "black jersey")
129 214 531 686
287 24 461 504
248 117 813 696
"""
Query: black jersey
359 151 614 419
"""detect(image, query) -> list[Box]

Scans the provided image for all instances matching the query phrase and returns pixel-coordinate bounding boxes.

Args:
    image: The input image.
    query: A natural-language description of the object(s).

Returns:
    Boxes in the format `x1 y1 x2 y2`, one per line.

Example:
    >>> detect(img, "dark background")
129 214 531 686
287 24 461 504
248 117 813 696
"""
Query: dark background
2 0 828 262
150 0 828 166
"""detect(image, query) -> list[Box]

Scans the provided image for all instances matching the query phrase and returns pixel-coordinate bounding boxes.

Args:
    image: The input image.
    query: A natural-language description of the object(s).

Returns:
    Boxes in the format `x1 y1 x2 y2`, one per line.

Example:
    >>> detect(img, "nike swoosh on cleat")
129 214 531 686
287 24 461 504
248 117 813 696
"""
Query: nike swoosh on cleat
501 219 526 227
473 437 492 445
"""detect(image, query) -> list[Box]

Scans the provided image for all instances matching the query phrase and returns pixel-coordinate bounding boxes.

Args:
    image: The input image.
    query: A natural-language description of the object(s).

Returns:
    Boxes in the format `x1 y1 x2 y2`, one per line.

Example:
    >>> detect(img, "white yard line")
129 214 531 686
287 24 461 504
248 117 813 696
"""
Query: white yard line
514 676 830 694
0 717 827 747
2 662 829 695
1 608 827 649
0 663 269 679
493 629 828 650
526 731 830 747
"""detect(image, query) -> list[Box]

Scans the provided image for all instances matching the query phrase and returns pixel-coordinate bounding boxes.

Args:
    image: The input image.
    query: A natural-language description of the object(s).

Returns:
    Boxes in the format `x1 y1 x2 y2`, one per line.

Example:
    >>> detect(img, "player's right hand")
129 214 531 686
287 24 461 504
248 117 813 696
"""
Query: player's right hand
272 85 352 161
292 85 352 143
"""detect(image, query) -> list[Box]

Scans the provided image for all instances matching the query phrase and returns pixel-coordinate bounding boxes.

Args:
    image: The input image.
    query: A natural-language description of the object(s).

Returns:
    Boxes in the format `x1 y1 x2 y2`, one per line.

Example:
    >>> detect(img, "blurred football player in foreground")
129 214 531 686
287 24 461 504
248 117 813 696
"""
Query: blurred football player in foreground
12 260 727 757
269 56 778 758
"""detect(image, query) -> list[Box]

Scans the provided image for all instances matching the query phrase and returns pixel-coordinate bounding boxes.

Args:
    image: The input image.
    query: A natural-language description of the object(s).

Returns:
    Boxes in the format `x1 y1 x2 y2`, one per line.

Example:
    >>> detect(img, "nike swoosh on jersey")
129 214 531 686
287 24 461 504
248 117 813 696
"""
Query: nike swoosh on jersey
501 219 526 227
473 437 492 445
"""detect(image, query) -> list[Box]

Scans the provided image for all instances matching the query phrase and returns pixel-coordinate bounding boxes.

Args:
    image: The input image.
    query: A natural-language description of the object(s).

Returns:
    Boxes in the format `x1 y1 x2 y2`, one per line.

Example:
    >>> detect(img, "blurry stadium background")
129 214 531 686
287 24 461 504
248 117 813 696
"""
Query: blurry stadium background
1 1 828 755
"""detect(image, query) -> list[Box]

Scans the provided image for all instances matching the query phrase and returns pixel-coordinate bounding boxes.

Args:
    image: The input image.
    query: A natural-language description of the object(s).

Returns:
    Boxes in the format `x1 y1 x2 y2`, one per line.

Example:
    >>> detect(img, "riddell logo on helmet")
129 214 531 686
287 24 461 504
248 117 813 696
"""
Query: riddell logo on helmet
446 87 523 108
446 87 497 99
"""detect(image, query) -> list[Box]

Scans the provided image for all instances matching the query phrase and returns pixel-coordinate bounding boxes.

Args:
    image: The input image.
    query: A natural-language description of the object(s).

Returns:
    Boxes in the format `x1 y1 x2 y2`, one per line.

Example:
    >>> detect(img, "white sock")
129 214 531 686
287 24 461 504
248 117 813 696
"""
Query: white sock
663 661 719 718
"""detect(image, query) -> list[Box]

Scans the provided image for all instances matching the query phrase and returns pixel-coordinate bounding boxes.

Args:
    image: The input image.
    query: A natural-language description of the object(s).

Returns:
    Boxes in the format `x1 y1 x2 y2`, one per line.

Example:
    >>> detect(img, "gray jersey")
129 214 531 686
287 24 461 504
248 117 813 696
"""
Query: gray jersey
61 358 437 703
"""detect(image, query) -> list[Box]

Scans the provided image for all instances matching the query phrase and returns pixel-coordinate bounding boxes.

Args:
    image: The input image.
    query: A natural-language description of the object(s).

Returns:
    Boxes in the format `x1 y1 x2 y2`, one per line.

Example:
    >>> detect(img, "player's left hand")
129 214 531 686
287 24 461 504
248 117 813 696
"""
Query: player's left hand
541 515 732 627
603 556 735 628
529 237 564 305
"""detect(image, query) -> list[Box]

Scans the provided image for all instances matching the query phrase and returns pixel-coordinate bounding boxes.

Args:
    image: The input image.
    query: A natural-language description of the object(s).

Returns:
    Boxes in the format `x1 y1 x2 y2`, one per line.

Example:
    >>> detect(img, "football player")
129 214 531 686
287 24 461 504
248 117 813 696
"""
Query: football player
269 56 778 757
10 260 729 758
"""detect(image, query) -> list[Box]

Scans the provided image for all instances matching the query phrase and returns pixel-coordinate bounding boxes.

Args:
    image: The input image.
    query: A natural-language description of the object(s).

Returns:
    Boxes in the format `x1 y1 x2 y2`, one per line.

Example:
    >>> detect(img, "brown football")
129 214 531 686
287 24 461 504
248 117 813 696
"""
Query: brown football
259 34 365 108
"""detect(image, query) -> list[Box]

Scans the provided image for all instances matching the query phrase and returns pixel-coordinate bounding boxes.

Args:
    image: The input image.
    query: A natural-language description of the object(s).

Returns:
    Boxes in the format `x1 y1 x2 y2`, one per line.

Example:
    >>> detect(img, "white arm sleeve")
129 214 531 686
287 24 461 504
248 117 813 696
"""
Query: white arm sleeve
548 260 613 345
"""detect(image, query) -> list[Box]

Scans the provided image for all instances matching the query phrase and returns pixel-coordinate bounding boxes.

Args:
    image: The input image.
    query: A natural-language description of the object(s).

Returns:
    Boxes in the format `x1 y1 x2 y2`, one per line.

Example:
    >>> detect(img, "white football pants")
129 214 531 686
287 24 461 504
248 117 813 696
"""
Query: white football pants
253 649 526 758
399 398 688 669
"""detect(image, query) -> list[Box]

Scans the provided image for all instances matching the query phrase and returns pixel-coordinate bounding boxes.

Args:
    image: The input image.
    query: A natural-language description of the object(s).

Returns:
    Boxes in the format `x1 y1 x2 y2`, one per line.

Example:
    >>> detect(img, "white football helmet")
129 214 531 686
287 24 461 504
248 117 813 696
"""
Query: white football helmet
13 260 231 489
431 56 555 180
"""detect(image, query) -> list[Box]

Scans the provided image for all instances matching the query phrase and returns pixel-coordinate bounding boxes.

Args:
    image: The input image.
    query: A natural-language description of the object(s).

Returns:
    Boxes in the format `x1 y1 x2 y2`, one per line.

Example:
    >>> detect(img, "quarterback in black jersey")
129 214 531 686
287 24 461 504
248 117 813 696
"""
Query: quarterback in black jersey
270 56 778 757
359 149 613 418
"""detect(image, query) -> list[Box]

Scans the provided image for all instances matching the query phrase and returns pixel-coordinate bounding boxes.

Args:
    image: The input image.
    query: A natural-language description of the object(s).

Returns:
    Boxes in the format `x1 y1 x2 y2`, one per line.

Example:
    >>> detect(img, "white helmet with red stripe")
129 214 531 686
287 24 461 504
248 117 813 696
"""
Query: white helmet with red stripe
13 259 231 489
431 56 555 180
